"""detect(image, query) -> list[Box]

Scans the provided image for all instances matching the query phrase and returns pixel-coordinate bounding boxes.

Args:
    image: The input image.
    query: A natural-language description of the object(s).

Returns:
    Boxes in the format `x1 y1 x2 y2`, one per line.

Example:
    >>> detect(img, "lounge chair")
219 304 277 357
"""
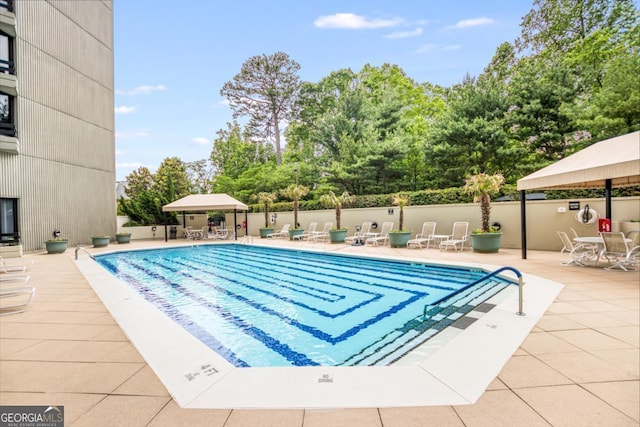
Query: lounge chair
600 232 640 271
0 284 36 316
366 222 393 246
310 222 333 242
407 222 437 249
292 222 318 241
0 274 30 284
0 256 31 274
267 223 290 239
345 222 372 245
439 222 469 252
556 231 595 266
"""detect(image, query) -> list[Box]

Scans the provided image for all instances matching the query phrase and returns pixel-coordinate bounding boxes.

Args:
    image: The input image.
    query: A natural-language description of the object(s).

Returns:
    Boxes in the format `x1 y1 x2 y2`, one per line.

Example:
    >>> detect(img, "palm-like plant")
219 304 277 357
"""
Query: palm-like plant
319 191 354 230
392 194 411 231
253 192 277 228
280 184 309 229
463 173 505 232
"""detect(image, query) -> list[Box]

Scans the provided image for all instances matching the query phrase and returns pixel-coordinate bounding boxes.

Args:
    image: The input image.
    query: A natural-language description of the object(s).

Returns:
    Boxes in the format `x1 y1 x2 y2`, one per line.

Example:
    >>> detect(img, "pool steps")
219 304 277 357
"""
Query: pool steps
341 278 512 366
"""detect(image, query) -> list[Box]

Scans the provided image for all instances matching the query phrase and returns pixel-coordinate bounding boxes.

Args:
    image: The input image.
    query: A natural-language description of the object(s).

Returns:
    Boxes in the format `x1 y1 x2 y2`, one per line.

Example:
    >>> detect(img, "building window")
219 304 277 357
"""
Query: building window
0 91 14 136
0 31 14 75
0 198 18 244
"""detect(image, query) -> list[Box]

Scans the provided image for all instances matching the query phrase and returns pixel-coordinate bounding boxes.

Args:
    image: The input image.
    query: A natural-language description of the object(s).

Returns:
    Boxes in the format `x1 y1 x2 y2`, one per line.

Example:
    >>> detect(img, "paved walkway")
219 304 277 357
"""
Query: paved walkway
1 239 638 426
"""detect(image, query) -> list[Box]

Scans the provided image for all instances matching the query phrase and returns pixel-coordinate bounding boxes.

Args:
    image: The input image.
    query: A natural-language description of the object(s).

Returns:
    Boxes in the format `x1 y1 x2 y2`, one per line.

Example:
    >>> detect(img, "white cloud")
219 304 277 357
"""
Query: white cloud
441 44 461 52
415 43 460 54
314 13 403 29
115 131 149 139
114 105 137 114
115 84 167 96
115 150 124 155
192 137 210 146
116 162 143 169
384 27 423 39
448 17 495 30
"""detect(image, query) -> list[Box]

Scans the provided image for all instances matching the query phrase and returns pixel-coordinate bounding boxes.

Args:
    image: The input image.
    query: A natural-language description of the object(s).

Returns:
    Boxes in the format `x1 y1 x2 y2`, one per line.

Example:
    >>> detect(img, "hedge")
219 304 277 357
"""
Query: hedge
248 184 640 213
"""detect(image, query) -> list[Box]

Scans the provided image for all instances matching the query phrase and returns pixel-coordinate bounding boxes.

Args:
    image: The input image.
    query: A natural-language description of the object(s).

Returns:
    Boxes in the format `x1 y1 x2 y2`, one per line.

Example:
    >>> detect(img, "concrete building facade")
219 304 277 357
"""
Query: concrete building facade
0 0 115 252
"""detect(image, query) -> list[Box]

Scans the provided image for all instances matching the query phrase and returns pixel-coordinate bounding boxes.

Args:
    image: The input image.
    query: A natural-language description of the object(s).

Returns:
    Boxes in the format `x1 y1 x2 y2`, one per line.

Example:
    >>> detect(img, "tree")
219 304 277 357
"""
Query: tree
391 194 410 231
426 74 516 188
517 0 640 89
220 52 302 165
253 192 277 228
319 191 354 230
210 121 269 178
280 183 309 229
185 159 213 194
463 173 505 233
154 157 191 202
579 52 640 138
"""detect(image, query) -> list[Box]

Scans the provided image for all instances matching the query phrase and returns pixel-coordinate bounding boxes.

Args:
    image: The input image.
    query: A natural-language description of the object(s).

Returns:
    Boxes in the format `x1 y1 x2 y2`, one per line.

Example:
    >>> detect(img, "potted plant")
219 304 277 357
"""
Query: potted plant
91 235 110 248
281 183 309 240
0 237 23 258
253 192 277 238
45 237 68 254
319 190 355 243
464 172 505 253
115 232 132 244
388 194 412 248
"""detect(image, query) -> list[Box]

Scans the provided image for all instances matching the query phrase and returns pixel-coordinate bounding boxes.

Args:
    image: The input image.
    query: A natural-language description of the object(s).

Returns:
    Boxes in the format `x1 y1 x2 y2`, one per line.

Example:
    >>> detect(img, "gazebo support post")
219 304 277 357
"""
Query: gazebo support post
233 209 238 240
605 179 612 219
164 212 168 242
520 190 527 260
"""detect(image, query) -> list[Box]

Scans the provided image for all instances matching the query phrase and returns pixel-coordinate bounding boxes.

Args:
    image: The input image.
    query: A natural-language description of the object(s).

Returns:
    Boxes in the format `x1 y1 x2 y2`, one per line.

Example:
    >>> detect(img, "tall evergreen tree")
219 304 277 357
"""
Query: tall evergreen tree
221 52 302 165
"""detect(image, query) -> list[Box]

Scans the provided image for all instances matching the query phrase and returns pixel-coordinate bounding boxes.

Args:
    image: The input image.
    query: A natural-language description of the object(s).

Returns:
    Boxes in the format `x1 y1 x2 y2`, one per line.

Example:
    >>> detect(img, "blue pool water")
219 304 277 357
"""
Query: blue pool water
95 244 514 367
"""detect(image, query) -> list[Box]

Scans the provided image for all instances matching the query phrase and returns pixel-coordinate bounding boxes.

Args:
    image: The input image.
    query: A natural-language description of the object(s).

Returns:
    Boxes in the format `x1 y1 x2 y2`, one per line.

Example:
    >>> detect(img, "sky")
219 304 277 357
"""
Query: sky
113 0 535 181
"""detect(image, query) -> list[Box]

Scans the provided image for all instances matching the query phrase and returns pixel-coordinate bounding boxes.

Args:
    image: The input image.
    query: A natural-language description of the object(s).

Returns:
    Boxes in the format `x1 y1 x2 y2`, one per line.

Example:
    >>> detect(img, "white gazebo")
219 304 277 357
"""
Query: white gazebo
162 194 249 241
517 131 640 258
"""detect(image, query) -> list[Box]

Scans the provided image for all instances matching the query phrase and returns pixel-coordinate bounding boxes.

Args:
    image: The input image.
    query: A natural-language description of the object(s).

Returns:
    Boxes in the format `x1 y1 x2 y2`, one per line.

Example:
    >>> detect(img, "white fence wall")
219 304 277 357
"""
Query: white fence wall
117 196 639 252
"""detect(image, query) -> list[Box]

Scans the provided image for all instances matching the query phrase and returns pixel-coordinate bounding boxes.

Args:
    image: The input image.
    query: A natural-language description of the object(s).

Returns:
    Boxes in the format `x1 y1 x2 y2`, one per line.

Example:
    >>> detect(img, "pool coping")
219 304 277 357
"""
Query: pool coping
74 242 563 409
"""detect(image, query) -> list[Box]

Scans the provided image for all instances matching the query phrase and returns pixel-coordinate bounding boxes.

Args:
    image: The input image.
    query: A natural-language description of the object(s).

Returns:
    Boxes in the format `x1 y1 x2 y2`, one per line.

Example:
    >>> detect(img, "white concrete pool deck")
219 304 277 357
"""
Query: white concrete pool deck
1 238 638 426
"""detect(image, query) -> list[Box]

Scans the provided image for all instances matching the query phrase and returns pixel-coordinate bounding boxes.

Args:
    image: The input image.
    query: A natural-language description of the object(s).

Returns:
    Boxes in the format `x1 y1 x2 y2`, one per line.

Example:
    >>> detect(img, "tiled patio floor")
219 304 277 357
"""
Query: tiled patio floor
1 238 638 426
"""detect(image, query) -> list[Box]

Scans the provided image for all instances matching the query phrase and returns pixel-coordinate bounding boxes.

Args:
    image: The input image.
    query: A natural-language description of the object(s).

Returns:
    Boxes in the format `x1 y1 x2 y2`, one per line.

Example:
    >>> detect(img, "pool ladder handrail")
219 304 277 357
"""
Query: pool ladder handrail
74 245 95 260
423 266 525 319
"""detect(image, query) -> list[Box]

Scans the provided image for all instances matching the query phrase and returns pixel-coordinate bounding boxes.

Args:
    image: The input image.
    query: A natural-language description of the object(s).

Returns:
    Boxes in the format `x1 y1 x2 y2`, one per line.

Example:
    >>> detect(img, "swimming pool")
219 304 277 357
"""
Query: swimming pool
95 244 514 367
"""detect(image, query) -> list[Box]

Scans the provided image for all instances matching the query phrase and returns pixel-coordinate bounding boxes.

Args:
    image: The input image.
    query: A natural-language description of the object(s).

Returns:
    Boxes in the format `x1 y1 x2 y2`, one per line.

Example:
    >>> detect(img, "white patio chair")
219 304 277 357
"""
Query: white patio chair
600 232 640 271
1 283 36 316
267 223 290 239
0 256 31 274
310 222 333 242
407 222 437 249
292 222 317 241
365 222 393 246
556 231 596 267
345 222 372 245
439 222 469 252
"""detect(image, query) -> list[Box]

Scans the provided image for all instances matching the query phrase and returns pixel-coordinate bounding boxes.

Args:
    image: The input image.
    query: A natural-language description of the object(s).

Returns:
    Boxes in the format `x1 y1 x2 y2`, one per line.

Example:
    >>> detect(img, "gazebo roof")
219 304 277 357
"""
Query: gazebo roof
517 131 640 191
162 194 248 212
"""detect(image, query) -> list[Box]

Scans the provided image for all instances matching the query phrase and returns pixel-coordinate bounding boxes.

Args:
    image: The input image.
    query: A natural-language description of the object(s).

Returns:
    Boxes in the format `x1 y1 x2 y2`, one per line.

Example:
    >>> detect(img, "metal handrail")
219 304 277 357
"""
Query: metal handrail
74 245 95 260
423 265 525 319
